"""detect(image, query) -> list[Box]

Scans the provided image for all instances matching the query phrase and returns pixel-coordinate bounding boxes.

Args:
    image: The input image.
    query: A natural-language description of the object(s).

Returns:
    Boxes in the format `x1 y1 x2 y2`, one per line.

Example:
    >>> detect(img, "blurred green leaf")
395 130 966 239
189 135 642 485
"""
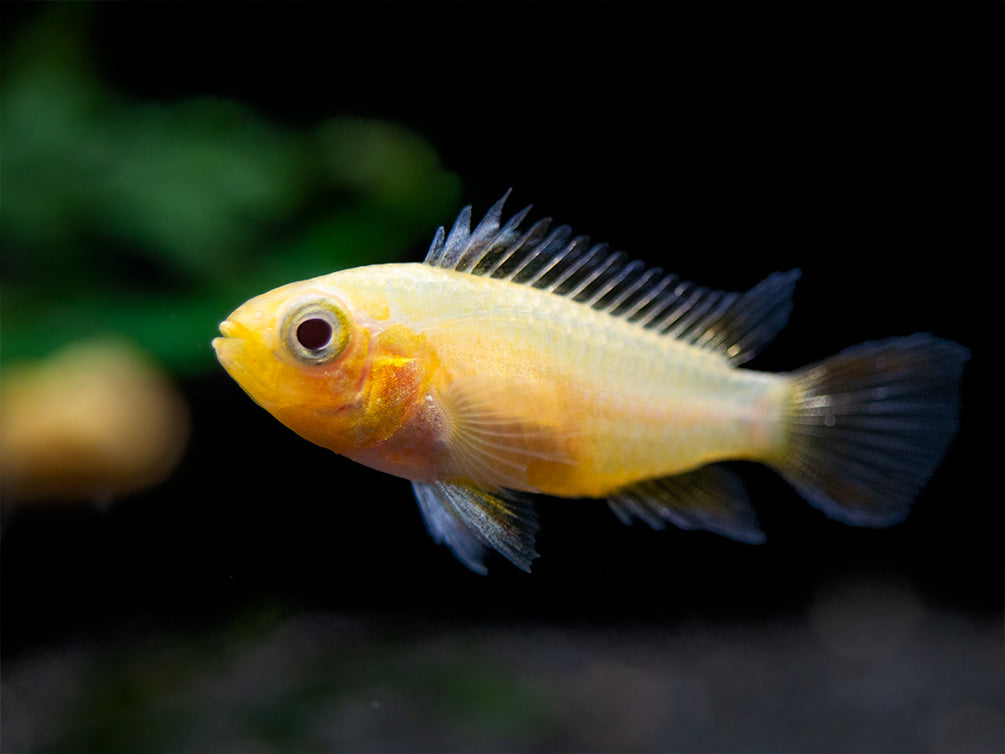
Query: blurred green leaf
44 608 552 754
1 6 460 375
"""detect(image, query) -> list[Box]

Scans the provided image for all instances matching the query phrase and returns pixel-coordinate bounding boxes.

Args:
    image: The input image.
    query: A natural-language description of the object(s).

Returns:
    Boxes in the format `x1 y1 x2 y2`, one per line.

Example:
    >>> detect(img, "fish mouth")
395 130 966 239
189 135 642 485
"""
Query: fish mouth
212 336 234 355
218 319 239 338
212 320 245 364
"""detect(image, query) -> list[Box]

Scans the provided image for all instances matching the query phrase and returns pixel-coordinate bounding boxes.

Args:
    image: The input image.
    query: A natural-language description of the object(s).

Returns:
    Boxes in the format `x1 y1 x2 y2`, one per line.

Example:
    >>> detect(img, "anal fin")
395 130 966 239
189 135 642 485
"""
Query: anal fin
412 481 539 574
608 466 765 544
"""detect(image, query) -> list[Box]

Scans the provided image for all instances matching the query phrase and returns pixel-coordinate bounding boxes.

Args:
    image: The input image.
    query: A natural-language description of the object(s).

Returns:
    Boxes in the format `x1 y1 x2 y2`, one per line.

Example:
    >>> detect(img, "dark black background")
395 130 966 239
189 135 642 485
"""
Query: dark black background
3 1 1002 650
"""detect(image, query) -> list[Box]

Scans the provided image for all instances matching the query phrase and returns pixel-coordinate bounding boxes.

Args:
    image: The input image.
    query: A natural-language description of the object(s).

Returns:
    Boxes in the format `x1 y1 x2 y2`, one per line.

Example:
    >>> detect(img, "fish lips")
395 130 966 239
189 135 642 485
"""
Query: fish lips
212 321 269 399
212 320 244 366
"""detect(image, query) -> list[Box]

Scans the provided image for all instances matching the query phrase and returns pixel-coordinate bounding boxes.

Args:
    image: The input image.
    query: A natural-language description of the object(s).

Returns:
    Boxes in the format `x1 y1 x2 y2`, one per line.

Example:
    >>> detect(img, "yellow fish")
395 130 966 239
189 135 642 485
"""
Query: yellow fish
213 192 969 573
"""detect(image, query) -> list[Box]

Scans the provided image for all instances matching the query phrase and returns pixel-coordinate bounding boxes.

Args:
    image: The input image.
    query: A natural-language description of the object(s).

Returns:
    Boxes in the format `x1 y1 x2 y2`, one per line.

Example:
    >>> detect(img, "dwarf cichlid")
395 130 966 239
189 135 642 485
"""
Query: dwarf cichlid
213 192 969 573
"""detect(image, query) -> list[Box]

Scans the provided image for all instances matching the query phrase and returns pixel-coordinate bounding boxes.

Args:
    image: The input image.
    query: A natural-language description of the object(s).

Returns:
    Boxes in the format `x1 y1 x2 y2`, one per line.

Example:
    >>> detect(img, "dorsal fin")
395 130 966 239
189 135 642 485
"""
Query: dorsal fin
425 191 800 364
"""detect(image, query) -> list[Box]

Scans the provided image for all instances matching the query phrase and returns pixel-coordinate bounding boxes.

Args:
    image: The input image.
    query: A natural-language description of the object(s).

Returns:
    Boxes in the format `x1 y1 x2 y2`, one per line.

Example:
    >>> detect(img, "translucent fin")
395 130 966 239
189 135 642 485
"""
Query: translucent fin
776 334 970 526
608 466 765 544
411 481 539 574
441 376 576 491
425 192 799 363
424 189 534 272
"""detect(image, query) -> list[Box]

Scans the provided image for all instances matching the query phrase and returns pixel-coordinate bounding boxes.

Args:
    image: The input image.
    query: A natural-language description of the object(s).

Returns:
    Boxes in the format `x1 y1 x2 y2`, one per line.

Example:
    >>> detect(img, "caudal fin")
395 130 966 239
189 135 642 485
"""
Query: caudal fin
774 334 969 527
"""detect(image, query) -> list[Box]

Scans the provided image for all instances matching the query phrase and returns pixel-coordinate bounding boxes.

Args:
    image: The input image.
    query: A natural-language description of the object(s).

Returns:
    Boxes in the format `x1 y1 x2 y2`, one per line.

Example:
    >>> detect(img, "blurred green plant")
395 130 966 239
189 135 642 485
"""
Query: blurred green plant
38 605 553 754
1 6 460 375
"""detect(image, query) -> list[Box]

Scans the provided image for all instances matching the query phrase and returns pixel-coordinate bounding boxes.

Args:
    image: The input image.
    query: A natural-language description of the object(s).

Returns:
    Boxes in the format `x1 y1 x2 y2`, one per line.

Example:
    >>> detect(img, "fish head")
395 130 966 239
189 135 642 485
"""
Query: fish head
213 274 381 454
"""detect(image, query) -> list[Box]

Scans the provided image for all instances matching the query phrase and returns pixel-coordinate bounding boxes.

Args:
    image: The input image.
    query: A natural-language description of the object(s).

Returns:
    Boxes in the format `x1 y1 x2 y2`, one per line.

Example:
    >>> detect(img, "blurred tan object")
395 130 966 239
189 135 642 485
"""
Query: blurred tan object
1 339 189 505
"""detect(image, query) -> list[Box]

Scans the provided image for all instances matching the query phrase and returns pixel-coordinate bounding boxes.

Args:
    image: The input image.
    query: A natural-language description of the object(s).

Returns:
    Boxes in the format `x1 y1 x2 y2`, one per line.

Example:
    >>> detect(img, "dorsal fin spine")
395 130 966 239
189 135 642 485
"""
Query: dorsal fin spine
524 234 584 286
469 204 533 274
565 250 625 301
457 206 506 272
649 284 700 333
469 209 538 276
692 295 741 348
589 259 648 310
541 242 606 293
602 266 663 315
423 193 799 364
624 274 679 323
579 254 632 306
443 205 472 255
518 232 574 285
426 226 447 264
582 258 641 308
669 289 732 339
499 222 564 280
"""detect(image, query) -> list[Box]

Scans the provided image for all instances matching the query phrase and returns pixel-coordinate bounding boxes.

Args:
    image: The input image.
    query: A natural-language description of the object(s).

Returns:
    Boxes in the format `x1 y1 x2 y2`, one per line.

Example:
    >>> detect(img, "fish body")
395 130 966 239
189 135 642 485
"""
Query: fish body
214 193 969 573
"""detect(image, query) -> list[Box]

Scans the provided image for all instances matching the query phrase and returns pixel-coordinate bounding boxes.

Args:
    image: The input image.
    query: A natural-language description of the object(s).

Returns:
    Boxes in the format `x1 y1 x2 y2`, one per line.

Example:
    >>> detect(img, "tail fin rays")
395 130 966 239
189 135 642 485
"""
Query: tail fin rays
775 334 969 526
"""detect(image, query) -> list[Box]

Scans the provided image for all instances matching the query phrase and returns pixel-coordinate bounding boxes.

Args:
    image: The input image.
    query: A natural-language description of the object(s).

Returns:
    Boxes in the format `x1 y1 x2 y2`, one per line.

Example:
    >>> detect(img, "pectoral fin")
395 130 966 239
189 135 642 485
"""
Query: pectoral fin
440 376 577 492
411 481 539 574
608 466 765 544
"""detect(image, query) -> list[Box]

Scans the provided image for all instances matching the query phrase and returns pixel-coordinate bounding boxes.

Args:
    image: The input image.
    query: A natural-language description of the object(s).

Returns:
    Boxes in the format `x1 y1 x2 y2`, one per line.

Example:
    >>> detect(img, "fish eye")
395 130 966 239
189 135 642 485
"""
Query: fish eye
296 318 333 350
281 296 351 365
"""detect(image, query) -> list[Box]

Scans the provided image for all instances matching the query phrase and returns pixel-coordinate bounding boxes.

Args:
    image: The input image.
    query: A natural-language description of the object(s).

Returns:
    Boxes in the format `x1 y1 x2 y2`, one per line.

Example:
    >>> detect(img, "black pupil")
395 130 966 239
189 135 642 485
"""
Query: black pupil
296 318 333 350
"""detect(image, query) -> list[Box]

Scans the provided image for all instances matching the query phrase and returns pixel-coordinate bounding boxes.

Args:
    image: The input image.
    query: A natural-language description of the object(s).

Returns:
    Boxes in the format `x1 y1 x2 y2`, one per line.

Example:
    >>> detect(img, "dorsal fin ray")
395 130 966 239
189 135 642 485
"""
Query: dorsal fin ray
424 191 800 364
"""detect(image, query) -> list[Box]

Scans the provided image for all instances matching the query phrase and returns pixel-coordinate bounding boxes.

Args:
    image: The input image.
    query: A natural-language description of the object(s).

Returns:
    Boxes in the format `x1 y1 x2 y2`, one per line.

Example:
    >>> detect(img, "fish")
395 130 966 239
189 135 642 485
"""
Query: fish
213 191 969 574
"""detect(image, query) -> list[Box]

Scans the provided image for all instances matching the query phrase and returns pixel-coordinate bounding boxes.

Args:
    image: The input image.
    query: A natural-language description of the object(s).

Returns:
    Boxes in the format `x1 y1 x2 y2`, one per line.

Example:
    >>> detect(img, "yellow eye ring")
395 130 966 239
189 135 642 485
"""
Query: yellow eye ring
281 295 351 365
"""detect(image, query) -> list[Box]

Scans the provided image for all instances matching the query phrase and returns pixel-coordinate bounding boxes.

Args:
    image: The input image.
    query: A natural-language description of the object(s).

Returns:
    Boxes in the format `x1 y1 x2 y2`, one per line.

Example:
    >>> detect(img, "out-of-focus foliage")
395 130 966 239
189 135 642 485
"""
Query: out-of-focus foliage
6 597 1003 754
6 606 553 754
1 6 460 375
